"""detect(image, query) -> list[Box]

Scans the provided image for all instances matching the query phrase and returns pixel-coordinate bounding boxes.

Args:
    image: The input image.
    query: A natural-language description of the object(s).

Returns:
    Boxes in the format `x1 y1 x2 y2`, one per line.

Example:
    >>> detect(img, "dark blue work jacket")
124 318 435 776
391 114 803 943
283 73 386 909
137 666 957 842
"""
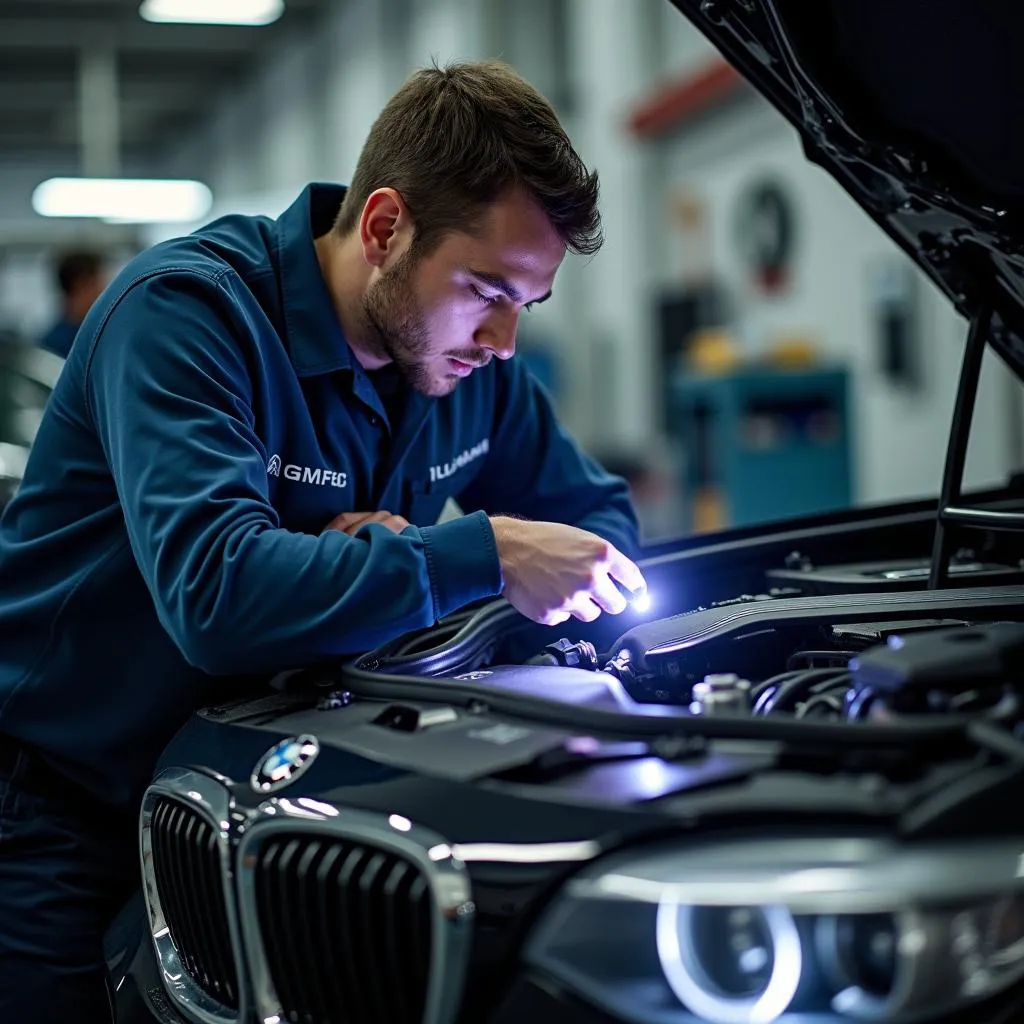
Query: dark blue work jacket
0 184 638 809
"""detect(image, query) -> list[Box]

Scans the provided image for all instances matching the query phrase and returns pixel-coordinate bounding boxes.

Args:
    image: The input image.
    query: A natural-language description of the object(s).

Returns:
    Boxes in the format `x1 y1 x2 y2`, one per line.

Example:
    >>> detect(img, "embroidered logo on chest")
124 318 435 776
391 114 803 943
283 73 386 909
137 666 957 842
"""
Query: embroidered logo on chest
268 453 348 488
429 438 489 484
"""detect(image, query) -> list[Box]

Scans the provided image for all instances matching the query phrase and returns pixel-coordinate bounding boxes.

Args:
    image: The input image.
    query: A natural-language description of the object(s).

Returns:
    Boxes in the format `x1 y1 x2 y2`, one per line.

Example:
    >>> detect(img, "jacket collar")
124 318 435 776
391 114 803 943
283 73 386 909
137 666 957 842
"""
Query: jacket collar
275 182 356 377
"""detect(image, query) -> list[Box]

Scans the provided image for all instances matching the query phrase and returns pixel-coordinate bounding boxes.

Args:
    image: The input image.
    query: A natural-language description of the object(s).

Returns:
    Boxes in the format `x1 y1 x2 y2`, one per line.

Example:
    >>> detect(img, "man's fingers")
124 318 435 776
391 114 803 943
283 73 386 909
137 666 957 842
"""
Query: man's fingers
539 609 571 627
323 511 374 534
590 571 628 615
350 512 409 536
605 546 647 596
340 511 390 535
323 510 409 536
569 596 602 623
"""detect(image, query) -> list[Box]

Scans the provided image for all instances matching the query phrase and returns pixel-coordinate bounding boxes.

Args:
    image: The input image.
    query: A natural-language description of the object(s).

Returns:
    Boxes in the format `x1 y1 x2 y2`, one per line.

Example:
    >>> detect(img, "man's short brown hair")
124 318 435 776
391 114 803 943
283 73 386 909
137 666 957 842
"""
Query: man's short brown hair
335 60 602 257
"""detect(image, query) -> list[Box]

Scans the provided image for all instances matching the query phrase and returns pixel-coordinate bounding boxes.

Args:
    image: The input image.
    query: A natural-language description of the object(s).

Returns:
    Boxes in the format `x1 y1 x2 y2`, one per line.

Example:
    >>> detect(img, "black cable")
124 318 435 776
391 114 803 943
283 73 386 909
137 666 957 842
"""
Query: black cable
967 700 1024 759
796 691 846 719
361 599 520 673
753 686 780 716
809 676 848 695
751 669 807 703
764 670 852 716
752 668 850 715
846 685 877 721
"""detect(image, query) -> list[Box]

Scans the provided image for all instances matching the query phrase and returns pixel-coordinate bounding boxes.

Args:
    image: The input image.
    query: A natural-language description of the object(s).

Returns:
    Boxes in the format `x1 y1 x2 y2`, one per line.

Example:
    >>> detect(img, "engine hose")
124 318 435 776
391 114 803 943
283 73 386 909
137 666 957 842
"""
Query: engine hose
797 691 847 719
358 600 522 674
764 670 852 715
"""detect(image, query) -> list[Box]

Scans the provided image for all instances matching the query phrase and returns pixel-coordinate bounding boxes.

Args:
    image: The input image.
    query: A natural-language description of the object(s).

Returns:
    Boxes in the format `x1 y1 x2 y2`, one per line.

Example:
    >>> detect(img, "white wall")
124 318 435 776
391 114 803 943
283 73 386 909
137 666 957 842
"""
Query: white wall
560 0 660 449
660 97 1016 503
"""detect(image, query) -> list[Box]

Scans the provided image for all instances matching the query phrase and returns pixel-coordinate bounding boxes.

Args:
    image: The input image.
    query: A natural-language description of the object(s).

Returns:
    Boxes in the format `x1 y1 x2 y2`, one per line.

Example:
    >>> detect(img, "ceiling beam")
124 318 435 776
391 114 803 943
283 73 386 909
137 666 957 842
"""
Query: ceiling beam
0 79 213 110
0 17 311 54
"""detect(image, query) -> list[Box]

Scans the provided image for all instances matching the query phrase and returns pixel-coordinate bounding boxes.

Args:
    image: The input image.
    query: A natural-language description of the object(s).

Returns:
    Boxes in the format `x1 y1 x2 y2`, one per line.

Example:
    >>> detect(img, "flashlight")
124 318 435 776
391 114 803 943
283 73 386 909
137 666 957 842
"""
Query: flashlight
614 579 651 613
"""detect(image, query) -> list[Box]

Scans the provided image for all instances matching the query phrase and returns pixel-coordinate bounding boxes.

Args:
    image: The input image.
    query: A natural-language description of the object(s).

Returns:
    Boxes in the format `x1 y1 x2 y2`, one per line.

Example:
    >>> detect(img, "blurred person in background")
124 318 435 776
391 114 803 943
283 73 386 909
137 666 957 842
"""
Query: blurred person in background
0 60 644 1020
38 250 108 359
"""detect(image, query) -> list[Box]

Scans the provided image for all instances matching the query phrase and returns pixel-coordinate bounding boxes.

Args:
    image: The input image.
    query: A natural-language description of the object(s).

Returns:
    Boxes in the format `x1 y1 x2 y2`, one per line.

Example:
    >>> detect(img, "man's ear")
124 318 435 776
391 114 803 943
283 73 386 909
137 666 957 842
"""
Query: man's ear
358 188 414 269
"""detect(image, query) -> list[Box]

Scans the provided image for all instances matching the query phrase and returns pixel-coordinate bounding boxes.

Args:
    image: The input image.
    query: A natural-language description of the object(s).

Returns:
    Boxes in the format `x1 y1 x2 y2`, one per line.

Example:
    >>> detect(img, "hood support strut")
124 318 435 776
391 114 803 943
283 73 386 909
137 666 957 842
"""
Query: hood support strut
929 304 1024 586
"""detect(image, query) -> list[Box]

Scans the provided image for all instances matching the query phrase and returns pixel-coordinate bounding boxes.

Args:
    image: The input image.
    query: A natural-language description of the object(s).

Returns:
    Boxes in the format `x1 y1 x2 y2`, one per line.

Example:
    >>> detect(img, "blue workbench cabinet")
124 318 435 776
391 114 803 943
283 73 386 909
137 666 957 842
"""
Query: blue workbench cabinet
669 367 854 531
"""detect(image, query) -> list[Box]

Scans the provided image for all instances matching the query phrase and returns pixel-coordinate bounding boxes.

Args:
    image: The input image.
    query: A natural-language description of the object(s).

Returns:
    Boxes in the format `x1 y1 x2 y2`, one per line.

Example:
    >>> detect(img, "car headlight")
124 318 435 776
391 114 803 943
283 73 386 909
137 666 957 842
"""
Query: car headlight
523 837 1024 1023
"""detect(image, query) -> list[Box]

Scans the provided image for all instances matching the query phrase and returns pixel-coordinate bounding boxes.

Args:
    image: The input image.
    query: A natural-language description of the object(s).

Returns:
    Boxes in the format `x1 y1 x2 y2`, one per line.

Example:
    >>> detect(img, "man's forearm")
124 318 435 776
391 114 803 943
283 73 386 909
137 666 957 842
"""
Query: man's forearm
156 511 502 676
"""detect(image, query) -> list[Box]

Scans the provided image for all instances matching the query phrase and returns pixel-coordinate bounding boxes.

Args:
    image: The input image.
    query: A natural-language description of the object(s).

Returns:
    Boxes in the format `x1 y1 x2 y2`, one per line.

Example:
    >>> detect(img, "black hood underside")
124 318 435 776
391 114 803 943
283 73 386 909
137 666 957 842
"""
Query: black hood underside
670 0 1024 380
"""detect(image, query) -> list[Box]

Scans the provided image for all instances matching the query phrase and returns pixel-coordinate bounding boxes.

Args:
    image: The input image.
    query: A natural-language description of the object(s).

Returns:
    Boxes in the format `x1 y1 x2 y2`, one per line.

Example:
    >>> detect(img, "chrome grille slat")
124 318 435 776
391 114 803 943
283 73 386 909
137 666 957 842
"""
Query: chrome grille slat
162 804 203 984
180 814 207 987
358 850 395 1019
202 821 239 1003
247 829 455 1024
315 843 353 1018
149 795 239 1012
409 873 432 996
295 839 331 1024
337 845 372 1018
383 859 416 1023
258 839 298 1013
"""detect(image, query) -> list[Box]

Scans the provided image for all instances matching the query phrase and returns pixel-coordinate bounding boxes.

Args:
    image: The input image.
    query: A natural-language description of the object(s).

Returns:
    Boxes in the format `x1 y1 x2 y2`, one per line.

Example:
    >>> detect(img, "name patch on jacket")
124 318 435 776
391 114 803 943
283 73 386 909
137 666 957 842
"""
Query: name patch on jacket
267 453 348 488
429 438 489 484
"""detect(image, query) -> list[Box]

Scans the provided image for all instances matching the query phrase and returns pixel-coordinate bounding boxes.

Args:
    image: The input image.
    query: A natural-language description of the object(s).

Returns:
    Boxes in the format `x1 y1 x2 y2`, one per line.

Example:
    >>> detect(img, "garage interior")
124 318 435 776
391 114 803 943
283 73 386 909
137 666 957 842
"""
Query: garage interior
3 4 1024 1024
4 0 1022 537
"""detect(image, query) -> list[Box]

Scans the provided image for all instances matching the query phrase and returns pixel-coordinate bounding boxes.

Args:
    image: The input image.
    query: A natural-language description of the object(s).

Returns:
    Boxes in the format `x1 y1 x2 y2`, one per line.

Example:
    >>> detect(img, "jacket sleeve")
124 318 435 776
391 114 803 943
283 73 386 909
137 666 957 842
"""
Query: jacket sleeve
456 358 641 559
85 269 502 675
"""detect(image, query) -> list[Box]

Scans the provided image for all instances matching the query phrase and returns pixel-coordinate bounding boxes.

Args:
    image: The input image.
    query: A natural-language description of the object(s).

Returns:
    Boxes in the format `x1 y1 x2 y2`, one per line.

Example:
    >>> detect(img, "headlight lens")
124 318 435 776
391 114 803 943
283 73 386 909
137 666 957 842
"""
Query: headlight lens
658 902 802 1024
523 837 1024 1023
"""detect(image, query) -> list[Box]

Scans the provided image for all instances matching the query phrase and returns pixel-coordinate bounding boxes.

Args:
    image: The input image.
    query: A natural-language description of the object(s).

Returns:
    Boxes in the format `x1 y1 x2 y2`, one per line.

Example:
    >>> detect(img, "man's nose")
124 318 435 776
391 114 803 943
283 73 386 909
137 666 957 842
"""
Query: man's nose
475 309 518 361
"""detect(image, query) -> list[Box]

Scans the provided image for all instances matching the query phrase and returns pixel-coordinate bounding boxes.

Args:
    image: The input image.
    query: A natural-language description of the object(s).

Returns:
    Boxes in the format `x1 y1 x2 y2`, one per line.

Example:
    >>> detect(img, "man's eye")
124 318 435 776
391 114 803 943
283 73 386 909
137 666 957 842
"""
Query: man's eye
471 284 499 306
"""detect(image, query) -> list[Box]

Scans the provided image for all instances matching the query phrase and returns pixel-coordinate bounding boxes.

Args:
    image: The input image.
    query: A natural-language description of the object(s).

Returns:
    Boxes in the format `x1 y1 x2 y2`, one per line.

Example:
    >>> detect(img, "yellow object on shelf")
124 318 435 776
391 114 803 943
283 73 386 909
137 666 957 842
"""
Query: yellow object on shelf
691 486 727 533
767 334 820 368
686 328 742 374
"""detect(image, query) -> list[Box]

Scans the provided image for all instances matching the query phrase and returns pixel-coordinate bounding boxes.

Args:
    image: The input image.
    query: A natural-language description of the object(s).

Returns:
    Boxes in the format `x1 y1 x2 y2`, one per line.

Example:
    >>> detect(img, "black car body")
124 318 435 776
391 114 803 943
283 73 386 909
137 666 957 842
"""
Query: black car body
108 2 1024 1023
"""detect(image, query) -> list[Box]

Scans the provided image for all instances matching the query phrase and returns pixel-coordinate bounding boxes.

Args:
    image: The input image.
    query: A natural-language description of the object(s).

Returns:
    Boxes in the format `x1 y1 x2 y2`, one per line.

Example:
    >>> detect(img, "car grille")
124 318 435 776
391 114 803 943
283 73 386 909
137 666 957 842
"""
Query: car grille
150 796 240 1010
253 833 434 1024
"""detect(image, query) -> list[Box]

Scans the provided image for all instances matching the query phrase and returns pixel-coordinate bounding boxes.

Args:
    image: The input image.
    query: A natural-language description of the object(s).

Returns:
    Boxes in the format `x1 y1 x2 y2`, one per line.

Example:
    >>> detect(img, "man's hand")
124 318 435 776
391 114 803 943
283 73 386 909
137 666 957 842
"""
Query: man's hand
490 516 646 625
323 510 410 536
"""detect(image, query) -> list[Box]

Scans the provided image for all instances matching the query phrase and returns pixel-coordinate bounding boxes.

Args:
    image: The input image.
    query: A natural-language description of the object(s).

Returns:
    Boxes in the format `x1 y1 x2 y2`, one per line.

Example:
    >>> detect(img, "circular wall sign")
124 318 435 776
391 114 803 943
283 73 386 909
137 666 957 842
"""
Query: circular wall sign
734 178 797 293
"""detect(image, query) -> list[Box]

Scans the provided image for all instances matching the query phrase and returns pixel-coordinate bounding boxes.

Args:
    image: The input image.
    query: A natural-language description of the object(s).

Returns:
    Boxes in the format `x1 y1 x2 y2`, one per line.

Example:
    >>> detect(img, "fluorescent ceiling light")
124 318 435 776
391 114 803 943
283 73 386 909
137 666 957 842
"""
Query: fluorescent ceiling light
139 0 284 25
32 178 213 224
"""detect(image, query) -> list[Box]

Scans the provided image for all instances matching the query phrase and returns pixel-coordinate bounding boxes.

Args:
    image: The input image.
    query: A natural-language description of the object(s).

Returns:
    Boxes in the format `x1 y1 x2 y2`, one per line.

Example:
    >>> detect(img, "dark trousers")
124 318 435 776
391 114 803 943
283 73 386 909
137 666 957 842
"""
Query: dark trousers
0 738 137 1022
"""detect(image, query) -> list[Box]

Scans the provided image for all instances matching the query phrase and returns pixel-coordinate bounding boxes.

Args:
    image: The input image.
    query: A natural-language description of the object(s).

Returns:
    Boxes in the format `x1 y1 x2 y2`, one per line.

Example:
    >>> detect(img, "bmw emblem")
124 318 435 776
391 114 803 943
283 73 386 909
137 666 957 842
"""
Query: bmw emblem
251 734 320 793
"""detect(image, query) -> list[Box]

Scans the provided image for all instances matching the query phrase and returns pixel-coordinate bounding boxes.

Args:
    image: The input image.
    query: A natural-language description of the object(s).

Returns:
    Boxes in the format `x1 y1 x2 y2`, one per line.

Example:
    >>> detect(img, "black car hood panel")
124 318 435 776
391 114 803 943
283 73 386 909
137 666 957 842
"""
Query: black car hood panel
669 0 1024 377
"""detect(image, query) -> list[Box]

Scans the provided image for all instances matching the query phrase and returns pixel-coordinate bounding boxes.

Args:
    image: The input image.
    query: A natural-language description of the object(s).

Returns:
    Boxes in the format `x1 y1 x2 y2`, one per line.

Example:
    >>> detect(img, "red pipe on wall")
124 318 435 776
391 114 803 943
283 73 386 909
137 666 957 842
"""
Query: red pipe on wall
627 59 746 139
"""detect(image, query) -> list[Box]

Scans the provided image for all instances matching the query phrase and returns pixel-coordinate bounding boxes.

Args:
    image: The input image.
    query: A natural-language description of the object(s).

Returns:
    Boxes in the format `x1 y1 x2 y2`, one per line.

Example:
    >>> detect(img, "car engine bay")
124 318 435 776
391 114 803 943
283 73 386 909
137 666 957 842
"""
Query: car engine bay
346 538 1024 735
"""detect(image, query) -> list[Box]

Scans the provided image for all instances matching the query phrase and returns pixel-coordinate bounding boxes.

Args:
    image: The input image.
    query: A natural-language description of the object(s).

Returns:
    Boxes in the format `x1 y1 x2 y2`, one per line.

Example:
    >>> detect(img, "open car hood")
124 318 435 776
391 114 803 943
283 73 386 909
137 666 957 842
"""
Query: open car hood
668 0 1024 380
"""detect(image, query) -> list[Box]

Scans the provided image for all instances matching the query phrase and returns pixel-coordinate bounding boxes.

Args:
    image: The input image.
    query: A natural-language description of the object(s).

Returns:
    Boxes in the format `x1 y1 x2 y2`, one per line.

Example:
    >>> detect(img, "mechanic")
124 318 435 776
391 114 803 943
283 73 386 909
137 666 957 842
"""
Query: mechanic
0 60 646 1020
37 248 109 358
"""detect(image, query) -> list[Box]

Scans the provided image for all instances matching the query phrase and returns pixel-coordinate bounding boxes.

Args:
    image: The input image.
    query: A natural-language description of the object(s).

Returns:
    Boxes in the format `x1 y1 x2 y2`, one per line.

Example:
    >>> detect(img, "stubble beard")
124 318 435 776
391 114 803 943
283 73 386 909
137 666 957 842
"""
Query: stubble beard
361 252 454 397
